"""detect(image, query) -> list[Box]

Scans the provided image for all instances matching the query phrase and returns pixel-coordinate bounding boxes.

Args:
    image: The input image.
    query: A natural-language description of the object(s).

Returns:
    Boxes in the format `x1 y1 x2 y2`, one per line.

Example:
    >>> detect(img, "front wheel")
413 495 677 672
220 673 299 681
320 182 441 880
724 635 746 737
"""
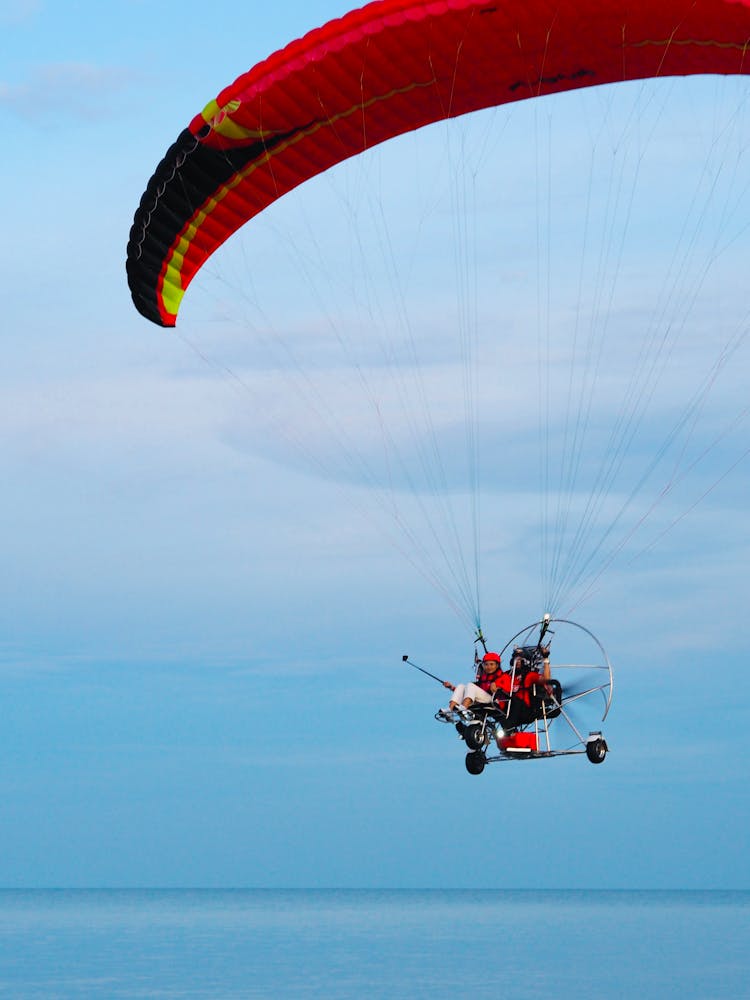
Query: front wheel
586 738 607 764
463 722 489 751
465 751 486 775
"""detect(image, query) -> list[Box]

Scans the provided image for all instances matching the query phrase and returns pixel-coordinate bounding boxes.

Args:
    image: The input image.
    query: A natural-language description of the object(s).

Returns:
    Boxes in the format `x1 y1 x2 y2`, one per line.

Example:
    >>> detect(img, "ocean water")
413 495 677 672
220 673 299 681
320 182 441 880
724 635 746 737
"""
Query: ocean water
0 890 746 999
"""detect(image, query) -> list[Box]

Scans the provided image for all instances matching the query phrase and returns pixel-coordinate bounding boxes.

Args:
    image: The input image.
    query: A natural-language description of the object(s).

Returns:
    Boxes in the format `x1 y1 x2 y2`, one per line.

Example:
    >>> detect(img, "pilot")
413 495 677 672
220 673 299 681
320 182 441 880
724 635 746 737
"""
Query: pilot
510 645 553 708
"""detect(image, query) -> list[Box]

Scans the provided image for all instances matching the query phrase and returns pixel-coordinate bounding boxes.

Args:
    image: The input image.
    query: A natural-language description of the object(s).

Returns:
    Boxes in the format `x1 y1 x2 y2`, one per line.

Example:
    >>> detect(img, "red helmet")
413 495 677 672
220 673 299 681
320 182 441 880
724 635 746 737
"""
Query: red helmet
482 651 501 664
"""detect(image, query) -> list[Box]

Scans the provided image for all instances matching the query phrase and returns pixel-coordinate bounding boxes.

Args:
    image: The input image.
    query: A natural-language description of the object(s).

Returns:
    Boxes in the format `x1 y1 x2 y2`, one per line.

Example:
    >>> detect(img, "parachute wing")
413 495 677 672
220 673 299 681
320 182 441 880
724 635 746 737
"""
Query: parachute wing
127 0 750 327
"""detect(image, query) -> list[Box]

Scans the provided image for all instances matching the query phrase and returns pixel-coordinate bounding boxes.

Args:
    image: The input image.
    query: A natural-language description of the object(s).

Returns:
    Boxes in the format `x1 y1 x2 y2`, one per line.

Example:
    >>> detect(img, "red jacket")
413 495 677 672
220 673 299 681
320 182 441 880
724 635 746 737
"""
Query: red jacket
491 669 545 704
474 668 498 693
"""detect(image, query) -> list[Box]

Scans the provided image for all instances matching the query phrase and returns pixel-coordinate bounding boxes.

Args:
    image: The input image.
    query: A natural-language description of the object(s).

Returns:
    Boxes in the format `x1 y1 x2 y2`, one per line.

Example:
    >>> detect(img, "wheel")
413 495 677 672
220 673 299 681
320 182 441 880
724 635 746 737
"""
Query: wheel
465 751 486 775
586 737 607 764
463 722 488 751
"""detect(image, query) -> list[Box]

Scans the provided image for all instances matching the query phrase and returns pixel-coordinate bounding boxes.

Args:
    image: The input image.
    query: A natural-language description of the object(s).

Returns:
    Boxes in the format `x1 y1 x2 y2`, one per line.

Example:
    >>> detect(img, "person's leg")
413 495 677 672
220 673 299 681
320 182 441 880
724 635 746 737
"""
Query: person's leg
450 684 467 709
461 683 493 708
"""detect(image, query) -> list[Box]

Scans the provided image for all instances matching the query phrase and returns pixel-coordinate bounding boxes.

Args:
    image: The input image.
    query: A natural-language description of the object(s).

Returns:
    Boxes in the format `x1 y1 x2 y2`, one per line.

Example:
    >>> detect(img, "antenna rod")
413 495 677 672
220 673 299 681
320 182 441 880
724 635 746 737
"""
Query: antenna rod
539 613 552 647
474 628 488 654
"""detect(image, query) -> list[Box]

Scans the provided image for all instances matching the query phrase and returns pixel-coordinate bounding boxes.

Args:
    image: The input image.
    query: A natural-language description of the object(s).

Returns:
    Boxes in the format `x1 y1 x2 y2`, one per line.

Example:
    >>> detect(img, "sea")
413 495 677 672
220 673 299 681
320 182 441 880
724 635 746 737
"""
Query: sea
0 890 746 999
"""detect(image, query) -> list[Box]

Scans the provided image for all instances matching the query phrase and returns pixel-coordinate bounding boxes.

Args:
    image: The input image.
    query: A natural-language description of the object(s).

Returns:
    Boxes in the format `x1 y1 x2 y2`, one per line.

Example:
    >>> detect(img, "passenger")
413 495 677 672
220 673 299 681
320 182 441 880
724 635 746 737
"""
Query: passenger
439 651 505 721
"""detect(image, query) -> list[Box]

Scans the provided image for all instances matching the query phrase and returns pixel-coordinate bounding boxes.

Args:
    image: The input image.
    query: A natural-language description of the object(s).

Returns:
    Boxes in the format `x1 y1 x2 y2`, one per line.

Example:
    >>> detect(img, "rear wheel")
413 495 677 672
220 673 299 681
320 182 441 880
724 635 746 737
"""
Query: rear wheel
586 738 607 764
465 751 486 775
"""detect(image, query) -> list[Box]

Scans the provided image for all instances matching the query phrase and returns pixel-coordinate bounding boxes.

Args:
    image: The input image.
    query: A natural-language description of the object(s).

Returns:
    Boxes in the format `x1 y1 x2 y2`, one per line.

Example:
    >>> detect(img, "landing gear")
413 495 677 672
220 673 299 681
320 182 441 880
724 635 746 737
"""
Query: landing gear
463 721 490 751
465 751 486 775
586 735 608 764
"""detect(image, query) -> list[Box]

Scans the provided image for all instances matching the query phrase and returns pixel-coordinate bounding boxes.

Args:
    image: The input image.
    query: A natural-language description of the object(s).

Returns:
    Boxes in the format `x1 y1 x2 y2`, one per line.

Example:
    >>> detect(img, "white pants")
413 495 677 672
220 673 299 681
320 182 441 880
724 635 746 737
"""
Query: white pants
452 683 493 706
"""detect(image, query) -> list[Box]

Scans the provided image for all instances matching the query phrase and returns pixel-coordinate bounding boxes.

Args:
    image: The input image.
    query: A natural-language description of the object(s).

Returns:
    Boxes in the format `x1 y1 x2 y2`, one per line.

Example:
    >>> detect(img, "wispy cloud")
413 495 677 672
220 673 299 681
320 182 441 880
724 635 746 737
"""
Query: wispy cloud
0 61 134 120
0 0 40 26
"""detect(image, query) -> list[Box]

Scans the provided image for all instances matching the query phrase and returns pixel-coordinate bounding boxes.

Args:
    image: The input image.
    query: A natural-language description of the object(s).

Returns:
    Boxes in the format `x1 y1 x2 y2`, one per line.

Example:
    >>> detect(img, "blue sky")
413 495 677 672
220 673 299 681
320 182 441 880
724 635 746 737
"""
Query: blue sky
1 0 749 888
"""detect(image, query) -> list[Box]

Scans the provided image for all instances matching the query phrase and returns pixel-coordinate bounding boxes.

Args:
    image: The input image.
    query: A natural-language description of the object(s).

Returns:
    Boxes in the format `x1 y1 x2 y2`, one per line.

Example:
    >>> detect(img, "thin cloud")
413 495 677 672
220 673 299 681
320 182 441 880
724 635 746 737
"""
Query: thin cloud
0 61 135 121
0 0 39 25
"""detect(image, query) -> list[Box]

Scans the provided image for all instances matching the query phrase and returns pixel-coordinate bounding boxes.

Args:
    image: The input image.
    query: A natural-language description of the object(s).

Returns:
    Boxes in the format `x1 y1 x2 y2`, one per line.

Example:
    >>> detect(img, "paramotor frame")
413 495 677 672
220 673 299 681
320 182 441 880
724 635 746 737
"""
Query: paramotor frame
435 617 613 771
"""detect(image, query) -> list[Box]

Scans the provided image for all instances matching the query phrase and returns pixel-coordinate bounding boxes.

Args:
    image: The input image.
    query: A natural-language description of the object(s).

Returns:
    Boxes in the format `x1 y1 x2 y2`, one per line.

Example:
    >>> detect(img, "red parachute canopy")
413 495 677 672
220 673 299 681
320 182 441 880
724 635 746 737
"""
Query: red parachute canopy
127 0 750 327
